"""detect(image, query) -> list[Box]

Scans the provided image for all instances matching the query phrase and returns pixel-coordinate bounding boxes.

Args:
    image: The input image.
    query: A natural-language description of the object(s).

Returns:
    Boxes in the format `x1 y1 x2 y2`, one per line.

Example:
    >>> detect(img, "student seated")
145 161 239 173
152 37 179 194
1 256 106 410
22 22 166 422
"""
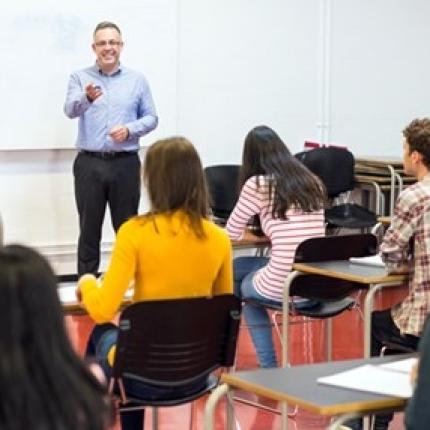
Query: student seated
0 245 112 430
346 118 430 430
226 125 326 368
77 137 233 430
405 315 430 429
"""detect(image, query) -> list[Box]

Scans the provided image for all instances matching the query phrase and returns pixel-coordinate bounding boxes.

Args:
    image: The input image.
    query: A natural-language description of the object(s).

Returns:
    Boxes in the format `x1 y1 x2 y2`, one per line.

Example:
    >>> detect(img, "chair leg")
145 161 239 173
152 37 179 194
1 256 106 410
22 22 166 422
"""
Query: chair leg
226 390 242 430
152 407 159 430
189 401 195 430
325 318 332 361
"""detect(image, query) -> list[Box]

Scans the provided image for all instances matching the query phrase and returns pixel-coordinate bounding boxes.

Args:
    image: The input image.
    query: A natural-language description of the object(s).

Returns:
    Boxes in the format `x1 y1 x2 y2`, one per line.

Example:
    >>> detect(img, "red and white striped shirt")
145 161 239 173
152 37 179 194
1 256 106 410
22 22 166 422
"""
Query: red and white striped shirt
226 175 325 301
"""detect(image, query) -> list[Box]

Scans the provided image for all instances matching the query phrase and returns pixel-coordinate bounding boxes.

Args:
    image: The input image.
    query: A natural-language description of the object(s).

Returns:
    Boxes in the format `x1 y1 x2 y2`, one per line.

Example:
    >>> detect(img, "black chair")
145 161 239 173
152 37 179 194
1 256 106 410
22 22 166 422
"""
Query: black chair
280 233 378 365
295 147 377 230
109 295 241 430
243 234 377 367
204 165 240 225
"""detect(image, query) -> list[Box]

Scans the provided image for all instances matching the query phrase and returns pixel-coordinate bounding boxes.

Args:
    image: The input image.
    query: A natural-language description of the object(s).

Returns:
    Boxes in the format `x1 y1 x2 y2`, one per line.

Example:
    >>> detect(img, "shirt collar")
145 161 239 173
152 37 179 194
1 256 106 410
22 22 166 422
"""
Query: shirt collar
93 62 122 76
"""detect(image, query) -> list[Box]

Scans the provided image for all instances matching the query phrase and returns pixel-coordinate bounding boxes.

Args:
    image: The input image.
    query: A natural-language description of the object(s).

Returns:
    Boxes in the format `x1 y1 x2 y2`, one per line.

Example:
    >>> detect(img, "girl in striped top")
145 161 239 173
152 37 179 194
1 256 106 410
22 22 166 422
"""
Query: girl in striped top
226 125 326 368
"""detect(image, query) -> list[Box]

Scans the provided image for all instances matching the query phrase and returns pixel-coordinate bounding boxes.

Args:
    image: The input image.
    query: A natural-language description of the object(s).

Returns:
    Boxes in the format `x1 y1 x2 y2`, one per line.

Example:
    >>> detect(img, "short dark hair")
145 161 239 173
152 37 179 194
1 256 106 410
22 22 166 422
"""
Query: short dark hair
93 21 121 38
142 137 209 238
403 118 430 168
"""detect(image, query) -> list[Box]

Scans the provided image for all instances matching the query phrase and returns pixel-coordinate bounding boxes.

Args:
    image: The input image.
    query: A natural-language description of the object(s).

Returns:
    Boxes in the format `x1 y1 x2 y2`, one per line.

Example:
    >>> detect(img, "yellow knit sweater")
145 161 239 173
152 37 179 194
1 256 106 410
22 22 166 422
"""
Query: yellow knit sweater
80 210 233 323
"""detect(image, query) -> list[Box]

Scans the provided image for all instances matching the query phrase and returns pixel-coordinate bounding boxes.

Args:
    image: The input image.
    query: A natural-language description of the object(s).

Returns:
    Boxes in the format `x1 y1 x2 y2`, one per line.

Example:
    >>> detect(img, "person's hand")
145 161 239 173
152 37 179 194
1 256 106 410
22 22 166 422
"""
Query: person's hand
109 125 129 143
76 273 97 303
410 361 419 385
85 83 102 102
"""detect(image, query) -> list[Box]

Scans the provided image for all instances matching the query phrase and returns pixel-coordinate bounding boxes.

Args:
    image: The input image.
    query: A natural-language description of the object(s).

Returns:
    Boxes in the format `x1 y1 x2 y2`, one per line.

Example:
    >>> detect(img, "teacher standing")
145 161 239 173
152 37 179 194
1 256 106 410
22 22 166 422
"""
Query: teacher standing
64 21 158 276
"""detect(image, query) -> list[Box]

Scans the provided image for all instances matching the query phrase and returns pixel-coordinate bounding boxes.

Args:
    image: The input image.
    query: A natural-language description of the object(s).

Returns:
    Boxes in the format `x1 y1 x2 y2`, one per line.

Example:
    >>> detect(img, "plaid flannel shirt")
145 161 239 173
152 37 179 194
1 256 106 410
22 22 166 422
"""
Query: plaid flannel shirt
380 173 430 336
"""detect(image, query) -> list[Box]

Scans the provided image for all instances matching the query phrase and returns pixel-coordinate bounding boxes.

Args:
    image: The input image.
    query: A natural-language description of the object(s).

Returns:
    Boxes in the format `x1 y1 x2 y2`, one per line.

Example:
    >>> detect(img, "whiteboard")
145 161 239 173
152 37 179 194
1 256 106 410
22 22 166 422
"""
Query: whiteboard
0 0 177 150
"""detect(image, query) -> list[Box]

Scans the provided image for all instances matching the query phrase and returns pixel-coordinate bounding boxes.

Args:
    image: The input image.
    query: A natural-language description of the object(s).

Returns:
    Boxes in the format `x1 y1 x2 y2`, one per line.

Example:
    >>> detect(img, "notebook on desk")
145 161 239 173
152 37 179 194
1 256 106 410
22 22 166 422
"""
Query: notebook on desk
349 254 385 268
317 357 417 398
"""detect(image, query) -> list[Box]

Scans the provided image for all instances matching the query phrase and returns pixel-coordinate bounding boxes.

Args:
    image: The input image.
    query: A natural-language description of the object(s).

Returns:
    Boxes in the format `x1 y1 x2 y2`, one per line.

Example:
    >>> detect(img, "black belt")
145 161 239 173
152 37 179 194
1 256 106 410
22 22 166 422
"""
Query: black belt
79 150 138 160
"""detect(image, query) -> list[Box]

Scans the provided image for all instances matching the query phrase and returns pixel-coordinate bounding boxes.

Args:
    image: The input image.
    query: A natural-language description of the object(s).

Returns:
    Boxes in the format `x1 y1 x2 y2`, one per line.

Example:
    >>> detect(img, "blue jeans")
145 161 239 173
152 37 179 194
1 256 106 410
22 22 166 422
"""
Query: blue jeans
234 256 279 368
86 324 208 430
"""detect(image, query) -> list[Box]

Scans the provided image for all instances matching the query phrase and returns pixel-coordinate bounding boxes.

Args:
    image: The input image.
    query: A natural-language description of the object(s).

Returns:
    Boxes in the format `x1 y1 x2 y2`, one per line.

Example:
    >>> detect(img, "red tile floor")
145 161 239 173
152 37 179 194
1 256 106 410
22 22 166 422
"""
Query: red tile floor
65 286 408 429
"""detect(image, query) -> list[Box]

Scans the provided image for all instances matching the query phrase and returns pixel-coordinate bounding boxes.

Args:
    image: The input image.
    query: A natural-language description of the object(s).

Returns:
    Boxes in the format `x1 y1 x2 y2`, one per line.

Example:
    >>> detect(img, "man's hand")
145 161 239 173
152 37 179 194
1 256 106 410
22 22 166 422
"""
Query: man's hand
109 125 129 143
85 83 102 102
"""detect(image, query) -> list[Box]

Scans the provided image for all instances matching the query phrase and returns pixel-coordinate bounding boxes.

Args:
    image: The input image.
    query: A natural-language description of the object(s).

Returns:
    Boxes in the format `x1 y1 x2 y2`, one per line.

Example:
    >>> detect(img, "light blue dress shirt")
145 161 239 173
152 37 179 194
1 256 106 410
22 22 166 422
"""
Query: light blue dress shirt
64 64 158 152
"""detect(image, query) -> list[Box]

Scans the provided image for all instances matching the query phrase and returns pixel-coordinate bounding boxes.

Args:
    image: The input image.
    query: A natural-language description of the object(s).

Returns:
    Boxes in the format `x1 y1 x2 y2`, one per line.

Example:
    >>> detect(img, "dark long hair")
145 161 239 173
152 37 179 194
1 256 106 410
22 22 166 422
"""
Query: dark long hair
143 136 209 238
241 125 326 219
0 245 113 430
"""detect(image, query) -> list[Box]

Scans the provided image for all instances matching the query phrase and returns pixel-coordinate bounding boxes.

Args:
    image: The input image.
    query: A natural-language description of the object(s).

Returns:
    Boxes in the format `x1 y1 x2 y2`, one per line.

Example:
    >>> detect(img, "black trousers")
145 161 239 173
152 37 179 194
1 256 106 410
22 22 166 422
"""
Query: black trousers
74 152 141 276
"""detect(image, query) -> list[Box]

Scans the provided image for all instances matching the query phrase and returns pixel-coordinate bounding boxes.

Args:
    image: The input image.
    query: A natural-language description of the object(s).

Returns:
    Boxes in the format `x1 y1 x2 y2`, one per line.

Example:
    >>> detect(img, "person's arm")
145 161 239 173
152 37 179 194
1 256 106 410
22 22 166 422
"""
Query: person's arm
212 232 233 295
64 73 93 119
380 191 418 271
226 177 263 241
78 223 137 323
124 76 158 138
405 318 430 429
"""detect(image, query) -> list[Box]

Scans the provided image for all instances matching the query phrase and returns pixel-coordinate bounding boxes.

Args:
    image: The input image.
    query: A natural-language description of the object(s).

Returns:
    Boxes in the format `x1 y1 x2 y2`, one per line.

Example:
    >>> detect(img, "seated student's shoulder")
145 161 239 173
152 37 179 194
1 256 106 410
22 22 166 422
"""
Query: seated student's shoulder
202 219 230 244
117 215 152 237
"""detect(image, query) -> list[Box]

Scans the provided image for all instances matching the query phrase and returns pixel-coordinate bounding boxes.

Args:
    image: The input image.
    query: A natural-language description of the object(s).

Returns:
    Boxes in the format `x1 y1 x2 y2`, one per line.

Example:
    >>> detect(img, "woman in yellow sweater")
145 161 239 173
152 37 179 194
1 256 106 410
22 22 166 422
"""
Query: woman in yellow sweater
77 137 233 430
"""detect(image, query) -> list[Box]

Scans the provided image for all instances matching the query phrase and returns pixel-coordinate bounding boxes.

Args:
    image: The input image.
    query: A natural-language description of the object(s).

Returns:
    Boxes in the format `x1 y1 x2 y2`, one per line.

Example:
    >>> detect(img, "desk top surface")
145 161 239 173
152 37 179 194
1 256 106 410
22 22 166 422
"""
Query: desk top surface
222 355 414 415
59 283 132 315
356 156 403 167
293 260 407 284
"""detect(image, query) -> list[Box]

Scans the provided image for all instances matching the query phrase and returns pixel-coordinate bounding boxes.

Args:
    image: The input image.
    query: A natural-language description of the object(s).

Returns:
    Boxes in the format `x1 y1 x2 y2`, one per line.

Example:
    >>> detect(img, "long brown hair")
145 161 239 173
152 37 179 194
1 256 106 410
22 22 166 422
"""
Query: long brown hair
143 137 209 238
241 125 326 219
0 245 113 430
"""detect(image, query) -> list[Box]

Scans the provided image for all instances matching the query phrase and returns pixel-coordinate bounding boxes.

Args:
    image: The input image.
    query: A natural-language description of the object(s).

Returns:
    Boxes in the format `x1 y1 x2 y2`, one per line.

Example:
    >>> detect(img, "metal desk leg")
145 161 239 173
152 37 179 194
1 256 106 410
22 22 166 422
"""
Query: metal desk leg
281 402 289 430
282 271 302 367
204 383 230 430
363 281 403 357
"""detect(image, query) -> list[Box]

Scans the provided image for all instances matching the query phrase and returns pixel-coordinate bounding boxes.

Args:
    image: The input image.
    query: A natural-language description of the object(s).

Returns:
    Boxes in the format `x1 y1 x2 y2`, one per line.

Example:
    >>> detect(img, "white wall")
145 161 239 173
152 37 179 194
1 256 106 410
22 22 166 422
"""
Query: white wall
1 0 430 273
177 0 320 165
329 0 430 156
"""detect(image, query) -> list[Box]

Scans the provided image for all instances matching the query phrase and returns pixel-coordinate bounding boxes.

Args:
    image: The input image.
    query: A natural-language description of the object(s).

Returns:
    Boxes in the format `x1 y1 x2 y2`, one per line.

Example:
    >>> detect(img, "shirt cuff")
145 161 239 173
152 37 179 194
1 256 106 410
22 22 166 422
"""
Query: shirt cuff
78 273 98 296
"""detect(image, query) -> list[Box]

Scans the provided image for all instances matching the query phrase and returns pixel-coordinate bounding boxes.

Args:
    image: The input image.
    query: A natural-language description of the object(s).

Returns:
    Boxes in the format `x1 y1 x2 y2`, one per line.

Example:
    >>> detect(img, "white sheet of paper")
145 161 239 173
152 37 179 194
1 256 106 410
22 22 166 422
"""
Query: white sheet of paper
58 283 78 305
379 357 418 374
317 364 413 398
349 255 385 268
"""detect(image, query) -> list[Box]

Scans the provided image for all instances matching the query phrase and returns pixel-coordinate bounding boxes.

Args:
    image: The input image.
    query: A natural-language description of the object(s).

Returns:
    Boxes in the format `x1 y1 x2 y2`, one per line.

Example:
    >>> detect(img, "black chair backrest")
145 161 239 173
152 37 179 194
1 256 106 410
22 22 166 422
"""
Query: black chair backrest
295 147 355 198
294 233 377 263
112 295 241 388
291 234 377 300
204 165 240 219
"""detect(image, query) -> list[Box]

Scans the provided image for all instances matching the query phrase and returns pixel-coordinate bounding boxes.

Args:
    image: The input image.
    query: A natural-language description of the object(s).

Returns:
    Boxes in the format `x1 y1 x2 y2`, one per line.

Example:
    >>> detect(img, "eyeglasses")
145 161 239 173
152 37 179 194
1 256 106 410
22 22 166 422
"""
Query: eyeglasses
94 40 122 48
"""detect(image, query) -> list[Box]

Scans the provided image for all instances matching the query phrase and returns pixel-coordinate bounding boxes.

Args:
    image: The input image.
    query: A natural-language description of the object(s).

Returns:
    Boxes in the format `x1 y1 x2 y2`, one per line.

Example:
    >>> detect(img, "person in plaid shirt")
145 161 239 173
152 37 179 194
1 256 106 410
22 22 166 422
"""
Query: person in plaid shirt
347 118 430 430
